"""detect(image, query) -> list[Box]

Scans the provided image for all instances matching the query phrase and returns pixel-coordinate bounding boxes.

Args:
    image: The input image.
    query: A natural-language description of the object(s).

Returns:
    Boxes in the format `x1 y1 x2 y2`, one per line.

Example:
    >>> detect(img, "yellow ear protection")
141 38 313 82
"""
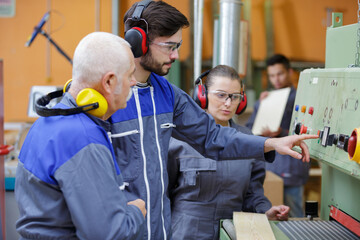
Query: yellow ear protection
76 88 108 118
35 79 108 118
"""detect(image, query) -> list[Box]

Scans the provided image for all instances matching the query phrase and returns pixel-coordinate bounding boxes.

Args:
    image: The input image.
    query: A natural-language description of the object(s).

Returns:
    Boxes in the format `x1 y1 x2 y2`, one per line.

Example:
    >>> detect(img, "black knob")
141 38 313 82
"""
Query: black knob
327 134 338 146
294 122 302 135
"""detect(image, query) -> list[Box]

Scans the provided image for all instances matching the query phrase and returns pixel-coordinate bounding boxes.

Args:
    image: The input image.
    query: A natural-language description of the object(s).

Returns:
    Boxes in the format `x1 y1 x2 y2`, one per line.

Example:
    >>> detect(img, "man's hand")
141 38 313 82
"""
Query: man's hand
264 134 319 162
128 199 146 218
265 205 290 221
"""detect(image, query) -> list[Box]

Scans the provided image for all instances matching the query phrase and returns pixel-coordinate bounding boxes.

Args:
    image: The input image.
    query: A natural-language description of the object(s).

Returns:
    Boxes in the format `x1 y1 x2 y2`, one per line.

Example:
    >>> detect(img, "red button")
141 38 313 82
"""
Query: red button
300 125 308 134
308 107 314 115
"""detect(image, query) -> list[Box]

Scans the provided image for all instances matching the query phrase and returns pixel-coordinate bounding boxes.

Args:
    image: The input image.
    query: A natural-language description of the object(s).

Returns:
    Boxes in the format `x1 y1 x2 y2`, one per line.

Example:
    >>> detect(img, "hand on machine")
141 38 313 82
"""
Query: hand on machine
264 134 319 162
265 205 290 221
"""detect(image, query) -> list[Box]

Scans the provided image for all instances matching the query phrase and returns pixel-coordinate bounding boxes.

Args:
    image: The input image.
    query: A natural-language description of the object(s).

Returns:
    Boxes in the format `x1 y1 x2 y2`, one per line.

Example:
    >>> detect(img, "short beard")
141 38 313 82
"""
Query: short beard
140 48 173 76
114 81 133 102
126 88 133 102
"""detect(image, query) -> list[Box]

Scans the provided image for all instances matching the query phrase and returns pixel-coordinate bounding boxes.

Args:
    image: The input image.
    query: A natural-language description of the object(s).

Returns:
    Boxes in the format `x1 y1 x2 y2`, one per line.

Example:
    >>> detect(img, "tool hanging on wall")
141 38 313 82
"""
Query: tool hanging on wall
25 11 73 65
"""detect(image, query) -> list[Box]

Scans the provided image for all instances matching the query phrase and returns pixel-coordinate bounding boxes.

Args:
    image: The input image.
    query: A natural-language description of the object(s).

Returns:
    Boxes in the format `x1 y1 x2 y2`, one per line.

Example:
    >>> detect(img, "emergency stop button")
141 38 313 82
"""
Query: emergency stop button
348 128 360 163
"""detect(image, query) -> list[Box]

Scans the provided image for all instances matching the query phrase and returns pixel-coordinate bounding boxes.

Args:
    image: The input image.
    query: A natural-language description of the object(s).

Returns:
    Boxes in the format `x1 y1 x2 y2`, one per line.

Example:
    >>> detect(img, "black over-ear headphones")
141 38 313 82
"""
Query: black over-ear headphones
124 0 153 58
35 79 108 118
193 70 248 115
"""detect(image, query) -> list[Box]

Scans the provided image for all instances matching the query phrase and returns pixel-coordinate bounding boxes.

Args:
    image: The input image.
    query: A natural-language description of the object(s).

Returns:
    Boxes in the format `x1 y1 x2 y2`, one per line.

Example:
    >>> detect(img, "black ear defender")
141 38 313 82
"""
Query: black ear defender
35 79 108 118
124 0 153 58
192 70 248 115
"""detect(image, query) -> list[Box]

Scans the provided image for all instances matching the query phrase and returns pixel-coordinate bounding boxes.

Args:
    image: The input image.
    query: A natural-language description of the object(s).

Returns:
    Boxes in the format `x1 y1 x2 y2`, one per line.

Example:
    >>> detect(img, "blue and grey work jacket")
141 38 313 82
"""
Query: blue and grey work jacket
15 93 145 240
110 73 275 240
167 120 272 240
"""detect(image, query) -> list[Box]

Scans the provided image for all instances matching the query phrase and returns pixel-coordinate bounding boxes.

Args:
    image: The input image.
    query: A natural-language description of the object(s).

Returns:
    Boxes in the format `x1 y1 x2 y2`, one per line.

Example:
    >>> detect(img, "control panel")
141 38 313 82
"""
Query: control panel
290 68 360 179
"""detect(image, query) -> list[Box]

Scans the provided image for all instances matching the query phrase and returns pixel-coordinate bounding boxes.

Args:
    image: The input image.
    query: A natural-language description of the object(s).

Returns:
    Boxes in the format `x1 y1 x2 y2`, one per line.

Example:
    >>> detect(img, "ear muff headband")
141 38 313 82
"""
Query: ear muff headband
63 79 72 93
130 0 152 22
35 90 99 117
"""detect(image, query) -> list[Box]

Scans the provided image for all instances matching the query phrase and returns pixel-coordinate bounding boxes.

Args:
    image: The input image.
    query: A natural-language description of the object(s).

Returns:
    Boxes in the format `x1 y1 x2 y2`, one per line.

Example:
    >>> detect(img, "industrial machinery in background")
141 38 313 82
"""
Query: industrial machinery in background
220 12 360 240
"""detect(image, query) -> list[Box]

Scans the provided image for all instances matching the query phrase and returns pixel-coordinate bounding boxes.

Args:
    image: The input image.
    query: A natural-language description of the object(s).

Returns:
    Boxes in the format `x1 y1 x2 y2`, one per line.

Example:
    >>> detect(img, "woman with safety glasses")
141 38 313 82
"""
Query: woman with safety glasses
167 65 290 240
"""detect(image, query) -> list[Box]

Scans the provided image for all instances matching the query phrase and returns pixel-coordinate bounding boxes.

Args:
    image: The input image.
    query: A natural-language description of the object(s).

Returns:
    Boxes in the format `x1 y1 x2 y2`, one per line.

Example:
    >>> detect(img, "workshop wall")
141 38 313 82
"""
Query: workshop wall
0 0 357 122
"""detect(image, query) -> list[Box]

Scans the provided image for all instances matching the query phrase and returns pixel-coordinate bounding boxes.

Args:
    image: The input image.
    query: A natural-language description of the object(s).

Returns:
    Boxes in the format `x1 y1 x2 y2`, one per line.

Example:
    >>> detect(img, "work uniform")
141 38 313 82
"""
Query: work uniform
15 93 145 240
167 120 272 240
246 87 310 217
110 73 275 240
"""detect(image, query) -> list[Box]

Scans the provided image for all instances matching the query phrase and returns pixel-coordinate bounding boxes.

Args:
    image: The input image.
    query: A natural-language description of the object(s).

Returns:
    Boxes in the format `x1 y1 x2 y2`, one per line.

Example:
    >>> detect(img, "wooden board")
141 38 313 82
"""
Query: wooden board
233 212 276 240
251 87 291 136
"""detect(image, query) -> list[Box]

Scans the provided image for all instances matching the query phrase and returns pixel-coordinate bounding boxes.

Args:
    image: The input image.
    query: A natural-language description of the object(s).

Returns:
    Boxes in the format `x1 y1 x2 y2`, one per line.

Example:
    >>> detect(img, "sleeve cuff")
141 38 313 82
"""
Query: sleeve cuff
264 151 276 163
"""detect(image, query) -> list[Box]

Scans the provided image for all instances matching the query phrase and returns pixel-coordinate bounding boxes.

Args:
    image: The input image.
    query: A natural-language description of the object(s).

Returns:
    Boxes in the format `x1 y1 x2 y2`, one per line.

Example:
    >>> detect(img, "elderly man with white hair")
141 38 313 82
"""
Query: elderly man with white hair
15 32 146 240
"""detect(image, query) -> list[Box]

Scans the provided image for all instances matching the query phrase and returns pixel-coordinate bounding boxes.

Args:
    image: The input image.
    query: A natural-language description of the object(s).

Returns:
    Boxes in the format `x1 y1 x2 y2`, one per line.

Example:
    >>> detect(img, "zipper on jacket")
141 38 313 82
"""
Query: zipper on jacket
160 123 176 129
118 182 129 191
110 129 139 138
134 87 152 240
150 87 167 240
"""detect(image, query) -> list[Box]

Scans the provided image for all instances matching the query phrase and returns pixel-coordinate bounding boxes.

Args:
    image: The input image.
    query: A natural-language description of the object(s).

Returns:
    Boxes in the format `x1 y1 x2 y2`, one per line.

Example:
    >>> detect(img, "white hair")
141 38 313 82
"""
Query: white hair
72 32 131 87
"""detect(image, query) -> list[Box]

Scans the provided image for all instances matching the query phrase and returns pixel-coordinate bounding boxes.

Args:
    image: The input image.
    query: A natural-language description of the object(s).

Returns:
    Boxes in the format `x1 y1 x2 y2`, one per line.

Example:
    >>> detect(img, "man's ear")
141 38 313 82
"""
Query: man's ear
288 68 294 77
102 72 116 94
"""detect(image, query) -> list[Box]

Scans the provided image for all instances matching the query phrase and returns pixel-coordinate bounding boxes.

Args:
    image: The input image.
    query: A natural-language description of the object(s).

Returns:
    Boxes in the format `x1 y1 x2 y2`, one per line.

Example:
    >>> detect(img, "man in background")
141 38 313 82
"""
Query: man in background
246 54 310 217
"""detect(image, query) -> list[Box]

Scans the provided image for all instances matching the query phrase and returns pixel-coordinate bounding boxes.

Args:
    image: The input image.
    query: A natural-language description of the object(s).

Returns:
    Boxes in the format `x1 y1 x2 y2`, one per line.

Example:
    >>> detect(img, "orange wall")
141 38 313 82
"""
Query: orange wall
251 0 357 61
0 0 190 122
0 0 112 122
0 0 358 122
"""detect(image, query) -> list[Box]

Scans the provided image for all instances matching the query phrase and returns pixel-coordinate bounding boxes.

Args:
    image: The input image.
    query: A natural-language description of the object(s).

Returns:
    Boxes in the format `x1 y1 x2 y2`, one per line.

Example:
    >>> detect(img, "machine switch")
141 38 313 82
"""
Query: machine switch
337 134 349 152
318 130 324 139
294 122 302 135
327 134 338 146
321 126 330 147
300 125 308 134
308 107 314 115
295 105 299 112
301 105 306 113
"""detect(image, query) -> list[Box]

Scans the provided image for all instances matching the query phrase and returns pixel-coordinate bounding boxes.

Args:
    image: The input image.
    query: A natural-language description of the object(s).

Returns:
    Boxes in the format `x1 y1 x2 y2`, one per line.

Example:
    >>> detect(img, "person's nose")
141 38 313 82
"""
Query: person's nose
224 97 232 107
170 49 179 60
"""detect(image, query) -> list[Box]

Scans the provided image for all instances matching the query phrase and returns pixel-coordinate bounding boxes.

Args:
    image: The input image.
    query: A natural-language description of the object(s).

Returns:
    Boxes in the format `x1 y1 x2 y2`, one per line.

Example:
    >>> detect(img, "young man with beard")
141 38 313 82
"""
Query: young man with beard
110 1 317 239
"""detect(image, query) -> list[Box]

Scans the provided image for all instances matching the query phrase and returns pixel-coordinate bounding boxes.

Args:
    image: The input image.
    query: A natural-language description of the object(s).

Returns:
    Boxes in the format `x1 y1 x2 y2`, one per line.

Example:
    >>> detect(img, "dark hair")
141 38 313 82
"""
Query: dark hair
124 1 189 42
205 65 241 89
266 54 291 70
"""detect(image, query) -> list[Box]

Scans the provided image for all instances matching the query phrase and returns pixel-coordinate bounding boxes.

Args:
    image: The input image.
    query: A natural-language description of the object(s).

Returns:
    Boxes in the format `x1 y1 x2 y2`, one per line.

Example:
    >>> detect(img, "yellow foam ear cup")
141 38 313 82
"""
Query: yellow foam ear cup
76 88 108 118
63 79 73 93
